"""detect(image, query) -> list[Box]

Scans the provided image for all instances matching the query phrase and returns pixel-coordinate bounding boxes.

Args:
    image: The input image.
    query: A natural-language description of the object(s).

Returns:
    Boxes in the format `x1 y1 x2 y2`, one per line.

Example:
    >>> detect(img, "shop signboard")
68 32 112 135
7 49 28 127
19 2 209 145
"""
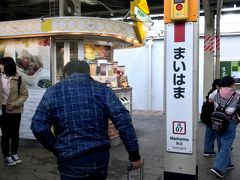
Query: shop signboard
166 22 194 154
220 61 240 83
84 44 111 61
0 38 51 138
134 6 151 23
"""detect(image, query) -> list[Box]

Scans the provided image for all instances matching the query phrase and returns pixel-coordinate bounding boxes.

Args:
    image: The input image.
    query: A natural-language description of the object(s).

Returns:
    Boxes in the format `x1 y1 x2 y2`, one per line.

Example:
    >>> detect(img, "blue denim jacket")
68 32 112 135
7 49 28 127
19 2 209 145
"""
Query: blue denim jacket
31 73 140 161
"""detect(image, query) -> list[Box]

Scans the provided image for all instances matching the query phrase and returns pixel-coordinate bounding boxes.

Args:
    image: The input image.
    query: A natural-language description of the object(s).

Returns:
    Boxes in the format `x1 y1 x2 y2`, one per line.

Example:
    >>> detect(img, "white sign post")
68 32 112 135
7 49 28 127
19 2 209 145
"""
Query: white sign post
164 21 199 179
166 22 193 153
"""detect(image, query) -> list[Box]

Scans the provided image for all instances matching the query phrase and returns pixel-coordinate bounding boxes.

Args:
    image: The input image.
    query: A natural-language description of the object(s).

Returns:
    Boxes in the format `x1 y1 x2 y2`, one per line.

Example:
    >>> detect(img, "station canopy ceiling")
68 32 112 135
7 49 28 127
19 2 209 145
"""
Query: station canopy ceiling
0 0 240 21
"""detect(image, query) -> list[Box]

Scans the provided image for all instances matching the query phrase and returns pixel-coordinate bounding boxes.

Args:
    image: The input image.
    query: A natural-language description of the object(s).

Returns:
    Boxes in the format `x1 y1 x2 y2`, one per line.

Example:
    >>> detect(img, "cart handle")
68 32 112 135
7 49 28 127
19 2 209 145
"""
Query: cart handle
127 159 144 171
127 159 144 180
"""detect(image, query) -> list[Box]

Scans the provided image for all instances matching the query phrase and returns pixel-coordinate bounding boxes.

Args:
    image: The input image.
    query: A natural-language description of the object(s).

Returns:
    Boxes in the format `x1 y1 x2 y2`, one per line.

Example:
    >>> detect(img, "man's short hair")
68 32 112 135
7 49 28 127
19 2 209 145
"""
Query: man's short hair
63 60 90 76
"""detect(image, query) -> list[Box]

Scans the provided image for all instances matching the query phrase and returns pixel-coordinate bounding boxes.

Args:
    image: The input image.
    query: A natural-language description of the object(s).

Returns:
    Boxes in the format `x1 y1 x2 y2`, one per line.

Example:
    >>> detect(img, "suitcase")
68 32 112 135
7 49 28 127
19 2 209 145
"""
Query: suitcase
127 160 144 180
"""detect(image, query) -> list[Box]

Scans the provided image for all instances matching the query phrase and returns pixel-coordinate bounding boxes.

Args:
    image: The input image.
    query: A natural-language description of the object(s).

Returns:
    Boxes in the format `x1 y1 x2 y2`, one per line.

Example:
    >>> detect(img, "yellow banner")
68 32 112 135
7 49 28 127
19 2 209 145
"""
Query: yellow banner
131 0 151 43
41 19 52 32
134 21 149 44
130 1 135 19
134 0 149 14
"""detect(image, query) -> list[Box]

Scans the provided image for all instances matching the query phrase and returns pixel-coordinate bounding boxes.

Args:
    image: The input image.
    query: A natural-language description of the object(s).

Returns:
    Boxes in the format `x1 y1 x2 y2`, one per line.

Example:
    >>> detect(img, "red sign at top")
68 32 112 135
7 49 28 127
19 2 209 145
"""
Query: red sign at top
174 23 185 42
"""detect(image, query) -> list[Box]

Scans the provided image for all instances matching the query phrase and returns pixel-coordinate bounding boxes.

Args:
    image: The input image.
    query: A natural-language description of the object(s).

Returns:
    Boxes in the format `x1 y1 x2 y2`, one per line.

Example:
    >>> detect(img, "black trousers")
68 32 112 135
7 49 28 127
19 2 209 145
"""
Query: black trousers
1 105 21 158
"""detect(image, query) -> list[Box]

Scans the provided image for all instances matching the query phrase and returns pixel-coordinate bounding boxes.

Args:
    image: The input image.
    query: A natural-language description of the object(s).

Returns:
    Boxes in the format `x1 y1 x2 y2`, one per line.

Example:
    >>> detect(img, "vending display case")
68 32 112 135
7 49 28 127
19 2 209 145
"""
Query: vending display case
109 87 132 146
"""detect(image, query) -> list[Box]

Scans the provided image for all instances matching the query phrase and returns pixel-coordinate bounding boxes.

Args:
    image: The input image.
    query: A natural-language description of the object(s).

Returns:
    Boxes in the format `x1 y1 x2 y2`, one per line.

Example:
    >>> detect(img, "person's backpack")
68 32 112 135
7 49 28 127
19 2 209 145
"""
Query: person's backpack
211 91 236 133
200 101 214 127
235 98 240 118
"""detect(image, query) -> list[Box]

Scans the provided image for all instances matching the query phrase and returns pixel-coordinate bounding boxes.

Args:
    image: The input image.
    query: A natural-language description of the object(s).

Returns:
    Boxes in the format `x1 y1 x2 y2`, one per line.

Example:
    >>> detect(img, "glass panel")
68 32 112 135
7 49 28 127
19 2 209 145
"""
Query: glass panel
56 42 64 81
70 41 78 61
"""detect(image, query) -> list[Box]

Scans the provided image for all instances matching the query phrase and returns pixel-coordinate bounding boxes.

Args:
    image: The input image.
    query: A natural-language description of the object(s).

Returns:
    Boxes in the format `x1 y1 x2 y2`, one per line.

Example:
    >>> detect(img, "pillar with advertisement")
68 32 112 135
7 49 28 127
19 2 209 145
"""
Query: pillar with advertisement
164 0 199 179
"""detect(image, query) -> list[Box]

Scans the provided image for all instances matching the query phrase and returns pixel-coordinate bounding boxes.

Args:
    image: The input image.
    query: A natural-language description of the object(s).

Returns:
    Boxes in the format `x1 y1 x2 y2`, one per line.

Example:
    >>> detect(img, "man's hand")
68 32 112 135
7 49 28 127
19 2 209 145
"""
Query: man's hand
131 159 144 170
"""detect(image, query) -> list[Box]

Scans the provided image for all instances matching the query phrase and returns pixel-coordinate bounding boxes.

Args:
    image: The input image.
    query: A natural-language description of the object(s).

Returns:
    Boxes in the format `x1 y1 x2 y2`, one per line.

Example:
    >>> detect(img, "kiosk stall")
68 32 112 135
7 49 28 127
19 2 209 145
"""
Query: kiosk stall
0 16 141 141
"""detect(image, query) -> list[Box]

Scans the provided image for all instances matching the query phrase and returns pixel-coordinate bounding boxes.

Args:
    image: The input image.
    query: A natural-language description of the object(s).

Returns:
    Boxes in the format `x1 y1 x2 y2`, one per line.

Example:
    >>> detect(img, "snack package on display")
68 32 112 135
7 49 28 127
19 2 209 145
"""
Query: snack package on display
120 76 129 88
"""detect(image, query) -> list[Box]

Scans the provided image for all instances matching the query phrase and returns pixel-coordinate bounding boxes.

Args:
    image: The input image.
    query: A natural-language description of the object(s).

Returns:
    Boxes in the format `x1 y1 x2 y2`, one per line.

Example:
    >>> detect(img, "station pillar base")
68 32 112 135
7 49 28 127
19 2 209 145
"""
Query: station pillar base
164 169 198 180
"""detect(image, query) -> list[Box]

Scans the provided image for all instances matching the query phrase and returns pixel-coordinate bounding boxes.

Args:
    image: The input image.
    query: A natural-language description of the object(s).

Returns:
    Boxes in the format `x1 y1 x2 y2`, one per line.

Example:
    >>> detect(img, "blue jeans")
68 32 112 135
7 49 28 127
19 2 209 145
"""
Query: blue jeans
58 151 109 180
213 120 237 172
204 125 216 153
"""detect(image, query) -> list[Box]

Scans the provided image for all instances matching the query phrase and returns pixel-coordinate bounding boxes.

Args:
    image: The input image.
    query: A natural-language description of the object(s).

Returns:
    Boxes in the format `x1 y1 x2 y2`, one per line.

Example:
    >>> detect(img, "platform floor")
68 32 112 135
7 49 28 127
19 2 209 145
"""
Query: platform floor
0 110 239 180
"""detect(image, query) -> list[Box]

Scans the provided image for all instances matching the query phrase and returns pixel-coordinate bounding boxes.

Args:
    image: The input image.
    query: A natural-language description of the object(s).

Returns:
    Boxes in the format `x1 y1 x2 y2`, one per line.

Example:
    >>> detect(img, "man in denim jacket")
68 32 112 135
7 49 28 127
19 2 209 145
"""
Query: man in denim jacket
31 60 143 180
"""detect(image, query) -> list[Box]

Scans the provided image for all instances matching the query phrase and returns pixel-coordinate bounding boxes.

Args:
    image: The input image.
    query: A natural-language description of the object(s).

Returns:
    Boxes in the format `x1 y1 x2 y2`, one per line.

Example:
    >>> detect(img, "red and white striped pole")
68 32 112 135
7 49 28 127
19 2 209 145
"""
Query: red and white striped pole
204 35 215 52
215 35 220 51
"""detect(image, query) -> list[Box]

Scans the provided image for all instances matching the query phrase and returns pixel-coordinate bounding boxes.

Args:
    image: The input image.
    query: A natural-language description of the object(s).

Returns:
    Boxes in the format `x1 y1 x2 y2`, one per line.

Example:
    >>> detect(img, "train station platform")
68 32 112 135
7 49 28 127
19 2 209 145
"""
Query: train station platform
0 110 239 180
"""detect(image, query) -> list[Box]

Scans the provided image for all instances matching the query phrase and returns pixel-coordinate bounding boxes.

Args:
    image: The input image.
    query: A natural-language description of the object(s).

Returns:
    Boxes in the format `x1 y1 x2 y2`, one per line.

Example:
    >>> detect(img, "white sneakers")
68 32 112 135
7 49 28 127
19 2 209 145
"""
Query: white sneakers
4 157 16 166
11 154 22 164
4 154 22 166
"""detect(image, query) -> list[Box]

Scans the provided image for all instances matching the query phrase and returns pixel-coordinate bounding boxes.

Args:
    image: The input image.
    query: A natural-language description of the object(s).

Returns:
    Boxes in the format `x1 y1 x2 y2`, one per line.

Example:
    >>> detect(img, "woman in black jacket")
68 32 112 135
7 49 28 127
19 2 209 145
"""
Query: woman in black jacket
202 78 221 156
